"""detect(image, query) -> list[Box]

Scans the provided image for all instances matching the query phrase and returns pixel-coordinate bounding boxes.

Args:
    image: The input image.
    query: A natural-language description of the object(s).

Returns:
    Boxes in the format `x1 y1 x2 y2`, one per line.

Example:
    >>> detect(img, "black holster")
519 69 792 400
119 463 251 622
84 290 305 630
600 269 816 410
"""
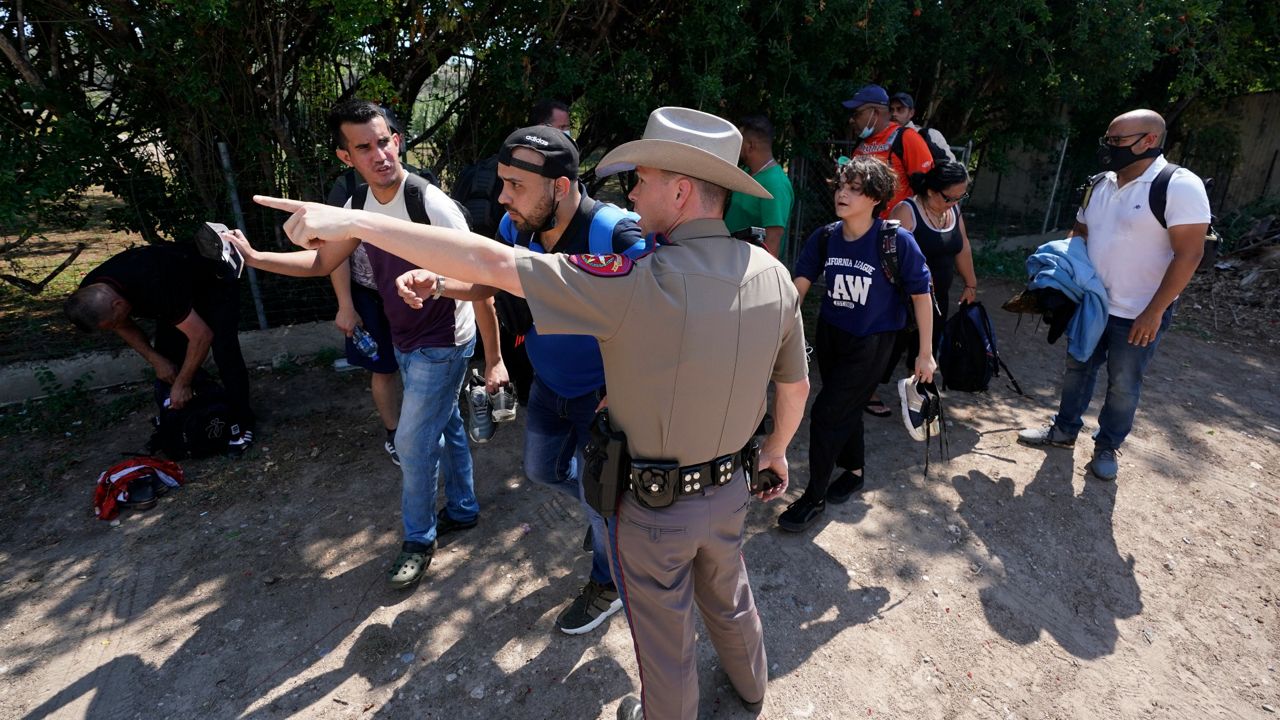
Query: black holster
582 409 628 515
744 413 781 494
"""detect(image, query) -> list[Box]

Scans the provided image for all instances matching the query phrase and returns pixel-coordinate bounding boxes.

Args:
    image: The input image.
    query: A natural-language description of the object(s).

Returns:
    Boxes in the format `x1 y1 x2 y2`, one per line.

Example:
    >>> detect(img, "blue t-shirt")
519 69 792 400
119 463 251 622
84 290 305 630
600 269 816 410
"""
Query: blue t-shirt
497 188 646 398
793 219 931 337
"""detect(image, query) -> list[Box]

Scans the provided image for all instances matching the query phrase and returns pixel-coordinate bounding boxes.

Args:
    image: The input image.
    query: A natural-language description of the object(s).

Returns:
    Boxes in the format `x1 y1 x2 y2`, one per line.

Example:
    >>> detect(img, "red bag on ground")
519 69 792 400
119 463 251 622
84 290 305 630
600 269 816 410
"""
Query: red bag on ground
92 457 184 521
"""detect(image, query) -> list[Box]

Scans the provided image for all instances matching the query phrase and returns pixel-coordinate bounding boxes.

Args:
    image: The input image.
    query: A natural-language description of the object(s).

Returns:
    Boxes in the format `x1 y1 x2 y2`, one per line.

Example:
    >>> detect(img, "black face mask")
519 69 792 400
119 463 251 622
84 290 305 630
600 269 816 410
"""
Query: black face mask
1097 139 1162 171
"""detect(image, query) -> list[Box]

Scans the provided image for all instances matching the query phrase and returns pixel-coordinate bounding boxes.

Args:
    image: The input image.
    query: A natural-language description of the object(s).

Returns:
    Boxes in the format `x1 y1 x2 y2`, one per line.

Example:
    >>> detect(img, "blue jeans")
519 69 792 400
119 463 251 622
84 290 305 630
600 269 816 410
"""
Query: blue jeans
524 376 613 585
395 339 478 547
1053 308 1173 451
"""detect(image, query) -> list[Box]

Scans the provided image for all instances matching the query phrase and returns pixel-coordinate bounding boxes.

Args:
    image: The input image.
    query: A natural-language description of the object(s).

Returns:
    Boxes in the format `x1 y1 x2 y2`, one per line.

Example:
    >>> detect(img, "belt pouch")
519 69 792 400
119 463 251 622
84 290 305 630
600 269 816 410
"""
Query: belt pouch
631 460 679 509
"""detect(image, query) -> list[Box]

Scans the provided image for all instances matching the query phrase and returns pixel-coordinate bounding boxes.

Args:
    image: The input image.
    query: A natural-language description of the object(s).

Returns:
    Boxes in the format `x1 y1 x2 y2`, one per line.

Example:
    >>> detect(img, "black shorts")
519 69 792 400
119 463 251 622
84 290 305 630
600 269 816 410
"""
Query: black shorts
344 283 399 374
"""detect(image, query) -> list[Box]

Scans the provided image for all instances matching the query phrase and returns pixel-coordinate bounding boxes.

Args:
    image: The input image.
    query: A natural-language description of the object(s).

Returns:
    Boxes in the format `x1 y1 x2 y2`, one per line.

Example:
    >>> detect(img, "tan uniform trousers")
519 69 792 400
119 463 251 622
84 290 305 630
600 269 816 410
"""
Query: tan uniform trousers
610 470 767 719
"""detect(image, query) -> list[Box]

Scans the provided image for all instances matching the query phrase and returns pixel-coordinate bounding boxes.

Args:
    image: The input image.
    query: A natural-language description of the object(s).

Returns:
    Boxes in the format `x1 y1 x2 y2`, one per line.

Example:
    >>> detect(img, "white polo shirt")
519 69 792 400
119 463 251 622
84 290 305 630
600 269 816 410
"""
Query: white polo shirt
1077 155 1210 319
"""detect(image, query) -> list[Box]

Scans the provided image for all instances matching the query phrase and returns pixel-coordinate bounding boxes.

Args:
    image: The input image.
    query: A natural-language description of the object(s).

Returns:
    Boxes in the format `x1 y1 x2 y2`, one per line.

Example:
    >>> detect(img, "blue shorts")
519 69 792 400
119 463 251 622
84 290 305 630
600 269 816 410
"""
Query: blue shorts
344 283 399 374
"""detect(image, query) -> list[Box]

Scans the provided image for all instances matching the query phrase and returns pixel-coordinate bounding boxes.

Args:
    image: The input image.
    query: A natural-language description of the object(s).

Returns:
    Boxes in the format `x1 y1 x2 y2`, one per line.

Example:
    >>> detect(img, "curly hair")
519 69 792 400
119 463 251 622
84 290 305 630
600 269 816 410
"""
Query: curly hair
834 155 898 217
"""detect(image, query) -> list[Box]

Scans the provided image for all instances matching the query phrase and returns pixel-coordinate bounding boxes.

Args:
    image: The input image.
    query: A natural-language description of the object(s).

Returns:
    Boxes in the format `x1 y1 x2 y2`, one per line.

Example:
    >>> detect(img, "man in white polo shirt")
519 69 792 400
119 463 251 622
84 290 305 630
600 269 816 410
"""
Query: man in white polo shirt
1018 109 1210 481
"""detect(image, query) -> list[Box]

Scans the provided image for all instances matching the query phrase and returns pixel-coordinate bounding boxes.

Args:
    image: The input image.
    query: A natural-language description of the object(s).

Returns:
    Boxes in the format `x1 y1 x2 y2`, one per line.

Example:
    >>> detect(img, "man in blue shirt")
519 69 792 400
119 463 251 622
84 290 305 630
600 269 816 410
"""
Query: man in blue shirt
405 126 648 635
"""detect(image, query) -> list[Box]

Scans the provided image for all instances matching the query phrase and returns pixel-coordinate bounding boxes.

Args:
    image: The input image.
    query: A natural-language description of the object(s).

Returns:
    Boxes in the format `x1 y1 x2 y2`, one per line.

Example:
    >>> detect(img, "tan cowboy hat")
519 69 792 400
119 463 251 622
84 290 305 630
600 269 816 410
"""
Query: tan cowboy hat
596 107 772 199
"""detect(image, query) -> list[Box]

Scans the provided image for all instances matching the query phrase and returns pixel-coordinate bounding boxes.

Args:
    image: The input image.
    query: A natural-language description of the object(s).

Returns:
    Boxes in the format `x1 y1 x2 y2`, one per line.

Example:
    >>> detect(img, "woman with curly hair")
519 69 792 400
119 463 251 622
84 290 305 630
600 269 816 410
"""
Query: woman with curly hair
779 155 936 533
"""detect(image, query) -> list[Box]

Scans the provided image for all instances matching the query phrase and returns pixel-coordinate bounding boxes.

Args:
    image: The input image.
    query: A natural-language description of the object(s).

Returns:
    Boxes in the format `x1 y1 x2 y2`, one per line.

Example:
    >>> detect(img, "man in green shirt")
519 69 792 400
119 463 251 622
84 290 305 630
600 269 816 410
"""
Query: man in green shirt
724 115 795 259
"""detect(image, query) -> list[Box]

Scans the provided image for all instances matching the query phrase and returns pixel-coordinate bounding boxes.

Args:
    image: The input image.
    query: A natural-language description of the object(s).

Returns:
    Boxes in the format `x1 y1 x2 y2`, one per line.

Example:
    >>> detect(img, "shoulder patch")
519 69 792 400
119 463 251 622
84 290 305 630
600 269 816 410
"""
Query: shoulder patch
569 253 634 277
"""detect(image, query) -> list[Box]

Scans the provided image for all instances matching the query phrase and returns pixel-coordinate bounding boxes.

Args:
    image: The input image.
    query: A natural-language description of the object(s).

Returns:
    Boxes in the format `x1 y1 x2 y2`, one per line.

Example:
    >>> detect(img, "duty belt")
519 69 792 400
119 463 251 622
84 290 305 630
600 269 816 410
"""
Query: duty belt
629 450 745 509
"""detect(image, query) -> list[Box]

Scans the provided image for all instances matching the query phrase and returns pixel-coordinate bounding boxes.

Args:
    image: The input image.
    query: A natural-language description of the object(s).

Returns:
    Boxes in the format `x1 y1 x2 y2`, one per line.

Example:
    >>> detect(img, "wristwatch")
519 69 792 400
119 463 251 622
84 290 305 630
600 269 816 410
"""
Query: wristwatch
432 277 446 300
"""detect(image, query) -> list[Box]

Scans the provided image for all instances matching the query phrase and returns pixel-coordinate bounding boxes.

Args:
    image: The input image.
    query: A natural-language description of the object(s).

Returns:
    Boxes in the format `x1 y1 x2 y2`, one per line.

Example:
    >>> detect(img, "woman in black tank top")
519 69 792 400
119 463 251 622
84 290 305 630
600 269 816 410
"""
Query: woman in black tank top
871 161 979 392
893 161 978 317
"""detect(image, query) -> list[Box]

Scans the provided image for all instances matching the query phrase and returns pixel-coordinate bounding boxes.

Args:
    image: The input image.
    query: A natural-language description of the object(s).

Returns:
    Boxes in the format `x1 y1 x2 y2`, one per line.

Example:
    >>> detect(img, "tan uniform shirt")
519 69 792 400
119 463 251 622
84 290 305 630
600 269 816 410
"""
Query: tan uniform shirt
516 218 807 465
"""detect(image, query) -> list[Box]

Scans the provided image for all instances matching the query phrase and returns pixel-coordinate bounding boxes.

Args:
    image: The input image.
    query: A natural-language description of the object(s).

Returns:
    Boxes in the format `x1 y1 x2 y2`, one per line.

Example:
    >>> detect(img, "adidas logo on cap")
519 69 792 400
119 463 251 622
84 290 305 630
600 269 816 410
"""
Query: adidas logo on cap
523 134 550 146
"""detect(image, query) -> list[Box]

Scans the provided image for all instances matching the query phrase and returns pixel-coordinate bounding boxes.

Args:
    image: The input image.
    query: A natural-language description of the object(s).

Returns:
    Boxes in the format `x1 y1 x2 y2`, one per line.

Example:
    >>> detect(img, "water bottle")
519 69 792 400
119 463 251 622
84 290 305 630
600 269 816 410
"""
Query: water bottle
351 325 380 361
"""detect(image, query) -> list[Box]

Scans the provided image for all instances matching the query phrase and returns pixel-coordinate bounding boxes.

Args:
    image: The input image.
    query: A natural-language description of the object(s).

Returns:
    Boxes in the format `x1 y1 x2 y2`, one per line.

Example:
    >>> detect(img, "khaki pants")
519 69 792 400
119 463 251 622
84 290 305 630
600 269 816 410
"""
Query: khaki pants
610 472 767 719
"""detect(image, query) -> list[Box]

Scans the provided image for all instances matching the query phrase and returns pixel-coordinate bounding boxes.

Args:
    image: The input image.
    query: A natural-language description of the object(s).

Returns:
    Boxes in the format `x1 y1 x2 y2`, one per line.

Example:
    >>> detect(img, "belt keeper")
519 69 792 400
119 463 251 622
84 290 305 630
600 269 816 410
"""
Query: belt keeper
680 467 704 494
714 455 736 485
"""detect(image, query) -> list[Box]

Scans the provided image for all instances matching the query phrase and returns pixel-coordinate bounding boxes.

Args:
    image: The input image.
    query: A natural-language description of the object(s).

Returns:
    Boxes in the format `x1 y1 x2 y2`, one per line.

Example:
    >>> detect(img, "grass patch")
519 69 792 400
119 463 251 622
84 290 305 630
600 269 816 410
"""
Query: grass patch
971 244 1032 283
0 369 150 439
311 346 343 368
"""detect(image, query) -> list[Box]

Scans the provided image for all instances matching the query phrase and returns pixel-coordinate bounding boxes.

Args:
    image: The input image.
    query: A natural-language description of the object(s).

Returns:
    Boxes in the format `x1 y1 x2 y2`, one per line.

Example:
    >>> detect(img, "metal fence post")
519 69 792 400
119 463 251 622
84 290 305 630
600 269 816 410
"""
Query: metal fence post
1042 131 1069 234
217 141 269 330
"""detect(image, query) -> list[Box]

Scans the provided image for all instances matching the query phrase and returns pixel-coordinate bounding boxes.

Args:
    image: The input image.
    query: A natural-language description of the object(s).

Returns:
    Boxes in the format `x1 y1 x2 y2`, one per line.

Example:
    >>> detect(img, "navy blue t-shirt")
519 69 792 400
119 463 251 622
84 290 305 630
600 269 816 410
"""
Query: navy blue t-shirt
793 219 931 337
497 187 645 398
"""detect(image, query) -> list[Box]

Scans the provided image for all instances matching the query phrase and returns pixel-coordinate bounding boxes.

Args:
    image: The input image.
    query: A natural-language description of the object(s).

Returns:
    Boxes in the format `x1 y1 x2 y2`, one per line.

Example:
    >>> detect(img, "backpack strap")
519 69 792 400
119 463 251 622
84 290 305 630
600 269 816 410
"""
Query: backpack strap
588 201 644 256
889 126 906 168
401 174 433 225
878 219 903 286
497 213 522 246
351 184 369 211
1148 163 1179 230
878 219 920 324
815 220 840 270
1079 172 1108 213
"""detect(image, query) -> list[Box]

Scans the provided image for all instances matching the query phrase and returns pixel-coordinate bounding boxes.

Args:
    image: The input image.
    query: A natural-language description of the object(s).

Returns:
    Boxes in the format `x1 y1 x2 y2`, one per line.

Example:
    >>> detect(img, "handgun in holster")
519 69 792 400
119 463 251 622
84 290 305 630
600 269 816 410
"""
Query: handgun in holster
582 409 628 515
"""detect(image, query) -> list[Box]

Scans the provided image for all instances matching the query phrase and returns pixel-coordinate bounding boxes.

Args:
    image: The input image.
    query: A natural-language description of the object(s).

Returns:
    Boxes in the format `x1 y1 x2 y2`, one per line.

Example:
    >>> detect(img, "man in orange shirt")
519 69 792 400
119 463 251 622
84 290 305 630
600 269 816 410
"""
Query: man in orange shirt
843 84 934 216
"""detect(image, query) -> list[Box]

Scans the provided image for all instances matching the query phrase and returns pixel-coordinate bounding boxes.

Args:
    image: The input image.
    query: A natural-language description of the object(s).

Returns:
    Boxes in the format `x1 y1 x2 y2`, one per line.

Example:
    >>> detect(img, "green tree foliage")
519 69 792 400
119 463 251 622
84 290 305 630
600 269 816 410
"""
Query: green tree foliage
1 0 1276 281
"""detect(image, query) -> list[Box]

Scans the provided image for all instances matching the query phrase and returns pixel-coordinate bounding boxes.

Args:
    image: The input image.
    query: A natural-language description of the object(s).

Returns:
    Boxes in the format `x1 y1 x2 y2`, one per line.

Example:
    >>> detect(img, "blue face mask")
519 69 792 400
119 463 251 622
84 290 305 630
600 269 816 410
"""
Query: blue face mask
855 111 876 140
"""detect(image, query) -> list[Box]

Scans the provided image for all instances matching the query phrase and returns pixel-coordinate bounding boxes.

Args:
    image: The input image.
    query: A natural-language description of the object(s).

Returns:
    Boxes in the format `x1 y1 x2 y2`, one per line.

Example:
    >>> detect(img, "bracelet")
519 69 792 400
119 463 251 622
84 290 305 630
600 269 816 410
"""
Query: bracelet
432 277 446 300
964 285 977 290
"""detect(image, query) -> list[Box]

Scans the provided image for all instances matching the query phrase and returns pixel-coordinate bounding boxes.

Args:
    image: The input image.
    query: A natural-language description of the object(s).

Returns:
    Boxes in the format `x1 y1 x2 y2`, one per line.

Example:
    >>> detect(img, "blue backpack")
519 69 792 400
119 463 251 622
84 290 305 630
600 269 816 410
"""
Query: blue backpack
497 202 645 256
939 301 1023 394
492 200 645 337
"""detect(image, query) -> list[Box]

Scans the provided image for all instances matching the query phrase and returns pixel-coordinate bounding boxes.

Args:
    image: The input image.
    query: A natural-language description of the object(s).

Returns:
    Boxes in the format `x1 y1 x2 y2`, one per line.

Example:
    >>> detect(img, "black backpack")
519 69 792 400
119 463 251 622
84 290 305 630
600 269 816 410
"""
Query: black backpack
349 171 471 228
450 154 503 239
884 124 951 165
1079 163 1220 270
149 381 235 458
938 301 1023 394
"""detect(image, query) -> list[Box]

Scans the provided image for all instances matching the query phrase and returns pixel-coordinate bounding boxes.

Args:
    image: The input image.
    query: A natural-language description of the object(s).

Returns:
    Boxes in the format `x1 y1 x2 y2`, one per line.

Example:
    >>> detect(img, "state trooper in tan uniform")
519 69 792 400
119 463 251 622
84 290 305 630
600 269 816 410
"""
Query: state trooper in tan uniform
254 106 812 720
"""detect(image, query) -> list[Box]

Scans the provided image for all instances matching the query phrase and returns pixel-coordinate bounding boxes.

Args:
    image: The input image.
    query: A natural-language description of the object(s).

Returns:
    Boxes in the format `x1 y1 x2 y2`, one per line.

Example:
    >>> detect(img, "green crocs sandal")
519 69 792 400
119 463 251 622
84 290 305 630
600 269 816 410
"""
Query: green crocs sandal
387 543 435 589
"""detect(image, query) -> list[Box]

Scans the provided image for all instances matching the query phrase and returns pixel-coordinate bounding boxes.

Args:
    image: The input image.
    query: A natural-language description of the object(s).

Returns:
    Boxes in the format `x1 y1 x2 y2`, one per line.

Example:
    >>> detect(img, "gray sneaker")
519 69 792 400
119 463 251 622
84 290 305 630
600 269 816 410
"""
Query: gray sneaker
465 371 494 444
555 580 622 635
490 383 517 423
1089 447 1120 480
1017 424 1076 448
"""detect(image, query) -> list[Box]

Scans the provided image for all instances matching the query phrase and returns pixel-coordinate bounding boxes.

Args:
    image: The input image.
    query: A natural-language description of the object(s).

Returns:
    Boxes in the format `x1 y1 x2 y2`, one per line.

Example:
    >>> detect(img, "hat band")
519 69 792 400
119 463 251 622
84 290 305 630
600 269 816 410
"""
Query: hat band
504 155 550 176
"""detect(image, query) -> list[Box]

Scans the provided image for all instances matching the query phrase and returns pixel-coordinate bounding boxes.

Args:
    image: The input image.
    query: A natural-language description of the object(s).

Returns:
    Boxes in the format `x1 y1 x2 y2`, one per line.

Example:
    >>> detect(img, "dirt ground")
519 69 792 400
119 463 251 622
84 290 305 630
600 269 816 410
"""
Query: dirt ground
1 280 1278 720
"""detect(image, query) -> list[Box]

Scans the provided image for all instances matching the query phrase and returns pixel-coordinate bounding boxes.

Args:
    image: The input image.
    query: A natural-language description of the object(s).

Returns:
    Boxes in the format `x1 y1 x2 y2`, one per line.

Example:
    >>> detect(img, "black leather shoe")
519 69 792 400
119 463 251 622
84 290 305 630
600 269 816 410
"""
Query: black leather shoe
119 477 158 511
777 496 825 533
825 470 865 504
739 694 764 714
617 696 643 720
436 508 478 535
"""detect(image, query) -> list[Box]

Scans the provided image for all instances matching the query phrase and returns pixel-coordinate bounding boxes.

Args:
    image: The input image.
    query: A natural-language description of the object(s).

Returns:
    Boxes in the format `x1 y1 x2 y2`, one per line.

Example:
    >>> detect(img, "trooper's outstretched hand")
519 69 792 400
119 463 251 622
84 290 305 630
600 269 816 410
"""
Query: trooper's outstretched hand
254 196 359 250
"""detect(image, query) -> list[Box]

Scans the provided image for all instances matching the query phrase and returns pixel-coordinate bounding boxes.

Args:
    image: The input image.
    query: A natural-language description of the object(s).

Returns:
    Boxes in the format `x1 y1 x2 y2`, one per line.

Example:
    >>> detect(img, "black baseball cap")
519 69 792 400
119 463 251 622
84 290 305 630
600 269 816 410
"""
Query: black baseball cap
499 126 579 180
889 92 915 109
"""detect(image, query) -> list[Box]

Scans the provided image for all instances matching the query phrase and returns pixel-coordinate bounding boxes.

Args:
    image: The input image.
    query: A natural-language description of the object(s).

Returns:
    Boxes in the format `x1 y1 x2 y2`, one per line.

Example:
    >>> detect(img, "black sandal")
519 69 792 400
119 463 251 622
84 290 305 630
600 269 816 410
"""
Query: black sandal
864 397 892 417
